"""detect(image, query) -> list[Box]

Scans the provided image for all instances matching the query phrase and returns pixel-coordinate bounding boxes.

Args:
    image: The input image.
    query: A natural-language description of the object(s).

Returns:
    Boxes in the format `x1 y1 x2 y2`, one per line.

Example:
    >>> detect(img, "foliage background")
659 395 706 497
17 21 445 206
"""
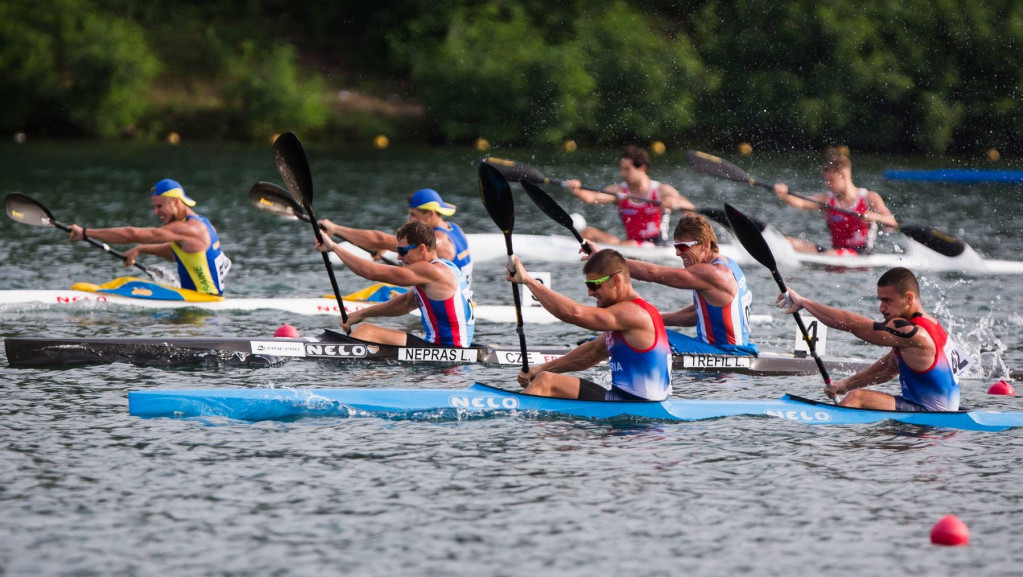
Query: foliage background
2 0 1021 153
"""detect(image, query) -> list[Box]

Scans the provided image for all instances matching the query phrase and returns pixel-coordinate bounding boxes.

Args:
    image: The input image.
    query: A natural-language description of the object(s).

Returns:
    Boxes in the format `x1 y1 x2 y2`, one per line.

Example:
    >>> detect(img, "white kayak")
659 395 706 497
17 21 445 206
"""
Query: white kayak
336 226 800 269
0 289 775 325
337 229 1023 275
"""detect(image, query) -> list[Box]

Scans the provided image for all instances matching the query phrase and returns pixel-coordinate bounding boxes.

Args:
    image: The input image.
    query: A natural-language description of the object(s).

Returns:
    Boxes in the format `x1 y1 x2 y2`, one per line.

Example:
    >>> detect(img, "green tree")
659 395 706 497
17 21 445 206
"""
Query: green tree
409 2 597 145
0 0 159 136
221 41 329 140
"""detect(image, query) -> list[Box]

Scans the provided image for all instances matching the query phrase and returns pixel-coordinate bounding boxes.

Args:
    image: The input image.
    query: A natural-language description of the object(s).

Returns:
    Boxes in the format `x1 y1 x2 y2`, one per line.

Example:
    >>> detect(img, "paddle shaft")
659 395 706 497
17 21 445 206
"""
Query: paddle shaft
478 161 529 373
723 203 833 401
55 218 164 278
771 271 832 388
273 132 349 326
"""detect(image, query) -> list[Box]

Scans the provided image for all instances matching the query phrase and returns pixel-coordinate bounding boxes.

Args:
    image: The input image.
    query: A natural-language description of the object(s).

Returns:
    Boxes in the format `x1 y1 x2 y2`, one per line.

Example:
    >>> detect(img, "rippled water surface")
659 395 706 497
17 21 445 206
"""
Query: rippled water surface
2 141 1023 576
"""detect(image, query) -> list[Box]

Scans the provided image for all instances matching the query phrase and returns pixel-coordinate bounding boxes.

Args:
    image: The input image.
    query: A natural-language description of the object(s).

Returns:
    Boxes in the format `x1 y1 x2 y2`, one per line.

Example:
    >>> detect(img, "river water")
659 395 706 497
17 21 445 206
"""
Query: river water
1 140 1022 576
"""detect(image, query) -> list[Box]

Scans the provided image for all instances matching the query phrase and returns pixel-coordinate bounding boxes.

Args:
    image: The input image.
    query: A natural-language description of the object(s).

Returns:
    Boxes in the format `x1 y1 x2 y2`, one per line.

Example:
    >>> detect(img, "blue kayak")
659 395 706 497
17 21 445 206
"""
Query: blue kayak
127 383 1023 432
884 169 1023 183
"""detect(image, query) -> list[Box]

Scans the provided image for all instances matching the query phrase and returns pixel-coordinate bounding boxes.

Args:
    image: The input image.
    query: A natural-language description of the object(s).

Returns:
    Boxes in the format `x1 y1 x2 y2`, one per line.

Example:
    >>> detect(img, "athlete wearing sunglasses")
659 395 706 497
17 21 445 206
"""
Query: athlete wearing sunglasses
506 249 671 402
315 220 474 348
318 188 473 291
616 213 758 356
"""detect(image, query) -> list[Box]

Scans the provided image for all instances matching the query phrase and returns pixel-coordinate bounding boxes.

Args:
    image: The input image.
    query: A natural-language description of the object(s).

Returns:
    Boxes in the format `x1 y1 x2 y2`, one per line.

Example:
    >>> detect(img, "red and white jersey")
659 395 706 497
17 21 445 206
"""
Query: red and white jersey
826 188 876 252
618 181 666 243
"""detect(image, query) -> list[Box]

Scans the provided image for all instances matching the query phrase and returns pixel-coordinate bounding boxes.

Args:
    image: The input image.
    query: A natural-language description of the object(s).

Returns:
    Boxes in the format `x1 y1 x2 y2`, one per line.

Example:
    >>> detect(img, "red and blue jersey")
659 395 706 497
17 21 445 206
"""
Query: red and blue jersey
694 256 753 346
827 188 875 252
603 298 672 401
894 315 960 411
412 259 474 347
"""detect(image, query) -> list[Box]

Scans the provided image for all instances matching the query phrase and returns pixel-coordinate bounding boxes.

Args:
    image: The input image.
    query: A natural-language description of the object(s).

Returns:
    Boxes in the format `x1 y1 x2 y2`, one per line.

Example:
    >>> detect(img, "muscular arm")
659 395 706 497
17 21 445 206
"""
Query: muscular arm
865 191 899 229
661 305 697 327
655 183 695 212
528 337 608 375
565 179 620 205
628 259 736 307
319 219 398 252
828 352 899 396
773 184 827 213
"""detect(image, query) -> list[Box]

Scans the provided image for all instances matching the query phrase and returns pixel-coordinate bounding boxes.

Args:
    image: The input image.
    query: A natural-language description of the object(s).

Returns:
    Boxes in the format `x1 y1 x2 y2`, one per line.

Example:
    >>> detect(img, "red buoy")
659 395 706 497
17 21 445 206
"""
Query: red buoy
987 380 1016 396
931 514 969 546
273 324 300 338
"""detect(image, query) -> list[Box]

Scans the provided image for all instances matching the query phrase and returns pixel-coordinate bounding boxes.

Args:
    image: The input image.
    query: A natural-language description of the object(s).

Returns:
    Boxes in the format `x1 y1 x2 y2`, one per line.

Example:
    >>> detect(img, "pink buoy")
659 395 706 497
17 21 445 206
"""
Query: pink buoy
987 380 1016 396
931 514 969 546
273 324 300 338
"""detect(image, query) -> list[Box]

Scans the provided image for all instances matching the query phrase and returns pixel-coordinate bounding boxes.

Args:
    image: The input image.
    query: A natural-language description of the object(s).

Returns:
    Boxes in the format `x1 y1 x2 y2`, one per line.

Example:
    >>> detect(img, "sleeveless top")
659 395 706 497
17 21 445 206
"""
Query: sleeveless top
411 258 475 347
826 188 876 252
893 315 960 411
170 214 231 295
435 221 473 294
694 256 754 346
618 181 667 243
604 298 672 401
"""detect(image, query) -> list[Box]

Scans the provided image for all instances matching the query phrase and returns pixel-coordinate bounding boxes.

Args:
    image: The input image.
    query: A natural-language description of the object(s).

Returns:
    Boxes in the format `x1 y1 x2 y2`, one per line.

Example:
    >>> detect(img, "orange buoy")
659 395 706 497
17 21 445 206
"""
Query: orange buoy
273 324 300 338
987 380 1016 396
930 514 969 546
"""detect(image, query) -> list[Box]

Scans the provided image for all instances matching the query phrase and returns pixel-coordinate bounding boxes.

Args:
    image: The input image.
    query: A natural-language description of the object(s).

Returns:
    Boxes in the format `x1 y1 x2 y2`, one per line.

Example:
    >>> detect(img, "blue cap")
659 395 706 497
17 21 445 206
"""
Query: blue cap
408 188 455 216
151 179 196 207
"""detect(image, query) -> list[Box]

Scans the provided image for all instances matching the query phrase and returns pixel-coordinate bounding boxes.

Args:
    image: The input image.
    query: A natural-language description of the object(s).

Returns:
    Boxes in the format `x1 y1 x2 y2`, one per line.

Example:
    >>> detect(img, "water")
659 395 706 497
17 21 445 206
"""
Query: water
2 140 1023 576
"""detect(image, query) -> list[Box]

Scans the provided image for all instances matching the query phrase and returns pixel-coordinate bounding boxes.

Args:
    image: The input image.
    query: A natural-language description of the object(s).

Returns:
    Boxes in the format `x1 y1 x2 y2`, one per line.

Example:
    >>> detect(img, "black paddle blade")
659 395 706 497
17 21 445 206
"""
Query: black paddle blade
899 225 966 257
483 157 549 185
519 178 583 235
248 182 309 222
478 161 514 235
725 203 777 271
5 193 55 227
686 150 757 186
272 132 314 206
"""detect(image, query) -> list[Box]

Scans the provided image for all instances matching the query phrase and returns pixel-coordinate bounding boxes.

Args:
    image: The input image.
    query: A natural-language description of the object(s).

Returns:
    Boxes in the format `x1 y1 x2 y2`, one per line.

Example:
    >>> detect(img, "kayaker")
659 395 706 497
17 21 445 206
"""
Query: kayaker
779 266 969 411
563 145 694 246
67 179 231 295
506 249 672 401
318 188 473 292
315 220 474 347
588 213 758 356
772 153 898 255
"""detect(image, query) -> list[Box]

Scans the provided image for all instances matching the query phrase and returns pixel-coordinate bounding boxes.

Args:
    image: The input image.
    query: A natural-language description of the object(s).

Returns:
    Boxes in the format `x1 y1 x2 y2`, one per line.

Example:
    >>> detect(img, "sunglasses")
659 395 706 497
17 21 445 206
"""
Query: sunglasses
396 243 420 257
673 240 700 253
584 272 617 291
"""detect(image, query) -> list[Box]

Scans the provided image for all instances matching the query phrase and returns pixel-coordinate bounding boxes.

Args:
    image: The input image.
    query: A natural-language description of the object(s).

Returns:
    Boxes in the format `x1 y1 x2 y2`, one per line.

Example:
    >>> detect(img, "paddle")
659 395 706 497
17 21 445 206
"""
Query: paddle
477 161 529 373
686 150 966 257
248 182 399 266
482 156 750 230
518 179 592 255
272 132 349 326
5 192 179 286
724 203 834 399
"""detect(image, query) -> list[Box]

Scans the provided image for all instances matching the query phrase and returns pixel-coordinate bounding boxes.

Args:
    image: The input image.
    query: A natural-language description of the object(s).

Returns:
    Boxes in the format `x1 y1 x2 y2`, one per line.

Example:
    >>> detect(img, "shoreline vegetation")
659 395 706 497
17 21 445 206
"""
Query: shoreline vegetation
3 1 1022 155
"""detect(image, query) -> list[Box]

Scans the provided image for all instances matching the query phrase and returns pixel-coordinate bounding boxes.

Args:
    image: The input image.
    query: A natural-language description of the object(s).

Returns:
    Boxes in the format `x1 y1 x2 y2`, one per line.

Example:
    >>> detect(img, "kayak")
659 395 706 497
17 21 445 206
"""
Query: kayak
127 383 1023 431
335 228 801 269
3 330 878 375
884 169 1023 183
0 279 564 324
336 231 1023 275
